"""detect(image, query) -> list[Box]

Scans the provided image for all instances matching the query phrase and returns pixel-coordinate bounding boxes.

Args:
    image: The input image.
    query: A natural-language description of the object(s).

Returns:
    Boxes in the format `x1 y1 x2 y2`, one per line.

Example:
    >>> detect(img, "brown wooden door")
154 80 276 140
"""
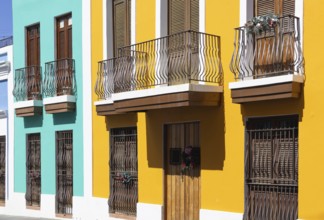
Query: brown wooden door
56 14 72 96
254 0 295 77
165 122 200 220
57 14 72 60
168 0 199 85
26 25 41 100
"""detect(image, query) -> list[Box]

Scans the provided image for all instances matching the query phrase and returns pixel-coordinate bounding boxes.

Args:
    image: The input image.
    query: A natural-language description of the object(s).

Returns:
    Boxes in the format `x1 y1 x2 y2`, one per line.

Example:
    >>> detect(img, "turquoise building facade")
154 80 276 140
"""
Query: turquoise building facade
10 0 92 218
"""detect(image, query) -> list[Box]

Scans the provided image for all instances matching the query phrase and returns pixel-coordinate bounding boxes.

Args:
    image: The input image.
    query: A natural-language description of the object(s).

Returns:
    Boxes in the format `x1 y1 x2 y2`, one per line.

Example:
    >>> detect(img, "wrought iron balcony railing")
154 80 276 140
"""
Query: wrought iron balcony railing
95 30 223 100
13 66 42 102
230 15 304 80
43 58 76 97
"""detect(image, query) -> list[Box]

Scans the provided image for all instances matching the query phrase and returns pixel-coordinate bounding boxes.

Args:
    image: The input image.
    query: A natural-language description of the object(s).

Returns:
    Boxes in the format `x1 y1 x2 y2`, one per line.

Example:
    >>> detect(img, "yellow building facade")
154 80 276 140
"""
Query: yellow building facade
91 0 324 220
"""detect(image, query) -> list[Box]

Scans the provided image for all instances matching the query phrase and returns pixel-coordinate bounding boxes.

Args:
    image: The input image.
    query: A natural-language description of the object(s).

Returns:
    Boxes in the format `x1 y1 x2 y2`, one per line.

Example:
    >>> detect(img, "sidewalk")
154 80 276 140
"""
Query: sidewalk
0 215 54 220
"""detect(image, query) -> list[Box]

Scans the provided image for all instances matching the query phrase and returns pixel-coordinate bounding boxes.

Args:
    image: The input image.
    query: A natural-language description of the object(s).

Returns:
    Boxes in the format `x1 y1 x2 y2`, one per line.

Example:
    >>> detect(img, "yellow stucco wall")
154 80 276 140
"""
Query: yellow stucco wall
299 0 324 219
91 0 109 198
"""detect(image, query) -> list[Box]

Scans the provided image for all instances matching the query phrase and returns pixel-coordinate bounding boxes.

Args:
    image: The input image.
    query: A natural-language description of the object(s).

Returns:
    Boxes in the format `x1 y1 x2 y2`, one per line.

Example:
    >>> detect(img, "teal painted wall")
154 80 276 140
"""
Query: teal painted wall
12 0 84 196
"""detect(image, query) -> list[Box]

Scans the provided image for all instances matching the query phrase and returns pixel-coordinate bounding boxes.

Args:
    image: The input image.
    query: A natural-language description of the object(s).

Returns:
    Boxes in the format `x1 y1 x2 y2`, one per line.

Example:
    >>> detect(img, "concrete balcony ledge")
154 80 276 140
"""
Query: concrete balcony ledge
229 74 304 104
95 83 223 116
14 100 43 117
44 95 76 114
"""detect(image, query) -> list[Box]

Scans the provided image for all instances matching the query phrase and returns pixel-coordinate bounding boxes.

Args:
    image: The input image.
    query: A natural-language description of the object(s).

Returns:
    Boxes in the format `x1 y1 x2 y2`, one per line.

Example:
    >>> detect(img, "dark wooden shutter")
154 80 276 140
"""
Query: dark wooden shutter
26 25 41 100
282 0 295 16
256 0 295 16
56 14 72 59
190 0 199 32
169 0 199 34
169 0 186 35
27 25 40 66
256 0 275 16
113 0 130 57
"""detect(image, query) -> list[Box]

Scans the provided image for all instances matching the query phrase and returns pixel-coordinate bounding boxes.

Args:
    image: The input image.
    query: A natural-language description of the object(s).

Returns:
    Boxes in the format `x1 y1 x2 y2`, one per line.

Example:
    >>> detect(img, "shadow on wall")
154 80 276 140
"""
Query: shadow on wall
53 111 77 125
24 114 43 128
240 84 305 123
146 99 226 171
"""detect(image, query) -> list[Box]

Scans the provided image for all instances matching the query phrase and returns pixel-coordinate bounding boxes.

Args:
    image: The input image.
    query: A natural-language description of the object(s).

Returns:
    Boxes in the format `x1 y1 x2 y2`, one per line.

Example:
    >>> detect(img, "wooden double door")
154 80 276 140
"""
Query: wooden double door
164 122 200 220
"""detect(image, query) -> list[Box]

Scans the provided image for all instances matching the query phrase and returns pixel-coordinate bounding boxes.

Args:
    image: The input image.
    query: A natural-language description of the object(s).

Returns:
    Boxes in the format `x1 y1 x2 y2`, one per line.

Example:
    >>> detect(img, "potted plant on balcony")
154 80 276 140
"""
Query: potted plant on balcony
245 14 279 34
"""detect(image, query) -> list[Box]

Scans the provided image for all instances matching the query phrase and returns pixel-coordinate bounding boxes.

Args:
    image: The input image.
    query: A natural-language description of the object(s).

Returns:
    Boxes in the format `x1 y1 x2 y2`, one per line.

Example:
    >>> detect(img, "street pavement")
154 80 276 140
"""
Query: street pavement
0 215 55 220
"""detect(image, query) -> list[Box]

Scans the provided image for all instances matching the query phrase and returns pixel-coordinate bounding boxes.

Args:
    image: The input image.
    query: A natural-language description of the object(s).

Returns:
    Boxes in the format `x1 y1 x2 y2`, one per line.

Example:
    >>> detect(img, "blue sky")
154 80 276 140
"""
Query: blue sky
0 0 13 39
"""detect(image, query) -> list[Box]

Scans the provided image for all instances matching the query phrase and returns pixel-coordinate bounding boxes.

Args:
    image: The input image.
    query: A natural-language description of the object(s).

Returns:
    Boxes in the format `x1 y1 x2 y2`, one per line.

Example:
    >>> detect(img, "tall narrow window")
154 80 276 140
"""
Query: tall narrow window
254 0 296 77
26 133 41 209
55 14 73 96
244 116 298 220
113 0 131 57
27 25 40 66
0 136 5 206
109 127 138 216
26 24 41 100
57 14 72 59
168 0 199 85
56 131 73 217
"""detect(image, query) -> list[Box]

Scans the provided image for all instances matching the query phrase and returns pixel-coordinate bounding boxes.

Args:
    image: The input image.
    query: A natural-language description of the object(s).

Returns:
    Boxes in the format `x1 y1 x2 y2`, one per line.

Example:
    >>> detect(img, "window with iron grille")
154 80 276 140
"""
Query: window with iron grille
56 131 73 217
26 133 41 208
0 136 5 205
244 115 298 220
109 127 138 216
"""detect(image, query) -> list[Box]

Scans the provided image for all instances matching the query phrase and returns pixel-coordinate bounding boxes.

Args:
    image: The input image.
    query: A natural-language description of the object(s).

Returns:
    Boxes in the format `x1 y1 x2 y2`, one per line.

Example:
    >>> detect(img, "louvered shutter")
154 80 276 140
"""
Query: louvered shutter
256 0 295 16
113 0 130 57
190 0 199 32
169 0 199 34
256 0 275 16
169 0 186 35
283 0 295 16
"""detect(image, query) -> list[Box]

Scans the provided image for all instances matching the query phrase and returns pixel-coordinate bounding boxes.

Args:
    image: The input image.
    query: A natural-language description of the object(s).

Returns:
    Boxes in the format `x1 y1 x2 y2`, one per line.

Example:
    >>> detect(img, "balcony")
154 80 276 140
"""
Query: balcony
0 36 13 49
229 15 304 103
13 66 43 117
43 58 76 113
95 30 223 116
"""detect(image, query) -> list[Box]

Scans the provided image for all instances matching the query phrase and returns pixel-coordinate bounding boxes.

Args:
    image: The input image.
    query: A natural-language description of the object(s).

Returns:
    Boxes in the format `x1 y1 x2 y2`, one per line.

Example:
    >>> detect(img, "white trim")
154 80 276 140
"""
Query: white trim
13 100 43 109
43 95 76 105
199 0 206 33
94 99 114 106
95 83 223 106
137 203 163 220
156 0 168 38
103 0 108 59
295 0 303 48
240 0 247 26
131 0 136 45
229 74 304 89
200 209 243 220
155 0 161 38
82 0 93 199
6 45 14 203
